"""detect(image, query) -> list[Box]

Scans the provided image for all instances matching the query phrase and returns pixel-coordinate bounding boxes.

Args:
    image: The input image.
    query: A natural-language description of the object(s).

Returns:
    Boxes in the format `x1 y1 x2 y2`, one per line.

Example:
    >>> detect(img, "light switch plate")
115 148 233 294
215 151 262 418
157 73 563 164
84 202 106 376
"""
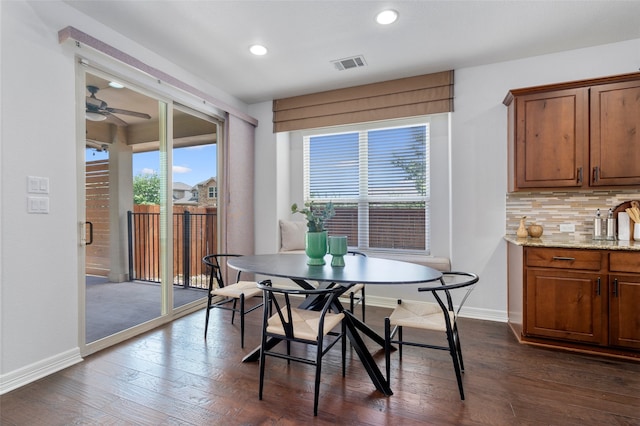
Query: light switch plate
27 176 49 194
27 196 49 214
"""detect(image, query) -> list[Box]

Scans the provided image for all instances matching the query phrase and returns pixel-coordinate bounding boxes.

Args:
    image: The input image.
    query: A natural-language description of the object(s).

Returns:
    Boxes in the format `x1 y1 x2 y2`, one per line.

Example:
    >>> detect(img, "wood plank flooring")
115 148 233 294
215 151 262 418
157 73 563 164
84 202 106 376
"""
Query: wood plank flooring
2 304 639 425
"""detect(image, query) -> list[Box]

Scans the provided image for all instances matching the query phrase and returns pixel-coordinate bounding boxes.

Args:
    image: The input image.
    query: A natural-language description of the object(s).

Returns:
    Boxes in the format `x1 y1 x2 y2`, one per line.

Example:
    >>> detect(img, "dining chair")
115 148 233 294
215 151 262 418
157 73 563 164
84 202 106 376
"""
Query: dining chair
257 279 346 416
202 254 263 348
384 271 479 400
346 250 367 321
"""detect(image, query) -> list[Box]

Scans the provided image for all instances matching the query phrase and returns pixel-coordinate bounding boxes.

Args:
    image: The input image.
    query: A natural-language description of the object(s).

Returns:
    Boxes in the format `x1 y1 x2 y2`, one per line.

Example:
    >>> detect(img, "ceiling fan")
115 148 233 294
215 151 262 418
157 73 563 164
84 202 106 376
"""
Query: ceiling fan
85 85 151 126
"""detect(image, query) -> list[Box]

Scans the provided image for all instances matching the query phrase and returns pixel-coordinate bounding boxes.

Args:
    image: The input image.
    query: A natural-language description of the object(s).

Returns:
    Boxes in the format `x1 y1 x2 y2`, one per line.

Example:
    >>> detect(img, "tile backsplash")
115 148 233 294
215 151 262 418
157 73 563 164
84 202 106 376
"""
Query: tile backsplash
506 190 640 239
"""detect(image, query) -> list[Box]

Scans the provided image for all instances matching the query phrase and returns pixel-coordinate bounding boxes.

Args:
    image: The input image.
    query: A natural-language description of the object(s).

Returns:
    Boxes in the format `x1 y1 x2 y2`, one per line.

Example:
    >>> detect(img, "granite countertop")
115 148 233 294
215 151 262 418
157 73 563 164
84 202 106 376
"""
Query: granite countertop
504 234 640 251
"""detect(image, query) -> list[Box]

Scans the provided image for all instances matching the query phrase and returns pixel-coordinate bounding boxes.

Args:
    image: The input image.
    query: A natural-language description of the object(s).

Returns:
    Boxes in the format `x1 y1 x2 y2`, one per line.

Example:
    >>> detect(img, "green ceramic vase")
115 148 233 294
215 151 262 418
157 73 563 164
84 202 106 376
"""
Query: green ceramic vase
305 231 327 265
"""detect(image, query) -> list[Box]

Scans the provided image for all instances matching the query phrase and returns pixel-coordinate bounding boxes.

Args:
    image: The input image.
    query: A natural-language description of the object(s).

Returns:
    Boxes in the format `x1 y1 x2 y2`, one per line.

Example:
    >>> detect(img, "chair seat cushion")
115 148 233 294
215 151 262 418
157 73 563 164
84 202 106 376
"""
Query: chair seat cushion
349 283 364 294
267 308 344 340
211 280 261 299
388 301 454 332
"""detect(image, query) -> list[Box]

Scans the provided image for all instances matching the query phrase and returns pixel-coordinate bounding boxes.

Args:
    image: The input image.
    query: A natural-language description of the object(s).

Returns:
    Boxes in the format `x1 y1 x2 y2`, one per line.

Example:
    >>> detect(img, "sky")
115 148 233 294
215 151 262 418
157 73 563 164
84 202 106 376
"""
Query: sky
85 144 217 187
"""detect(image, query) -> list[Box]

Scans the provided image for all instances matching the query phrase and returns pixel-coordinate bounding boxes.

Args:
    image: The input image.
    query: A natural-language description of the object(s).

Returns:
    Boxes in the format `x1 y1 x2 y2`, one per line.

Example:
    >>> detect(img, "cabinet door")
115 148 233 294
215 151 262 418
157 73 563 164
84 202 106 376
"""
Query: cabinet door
515 88 588 189
525 269 606 344
609 274 640 349
591 80 640 186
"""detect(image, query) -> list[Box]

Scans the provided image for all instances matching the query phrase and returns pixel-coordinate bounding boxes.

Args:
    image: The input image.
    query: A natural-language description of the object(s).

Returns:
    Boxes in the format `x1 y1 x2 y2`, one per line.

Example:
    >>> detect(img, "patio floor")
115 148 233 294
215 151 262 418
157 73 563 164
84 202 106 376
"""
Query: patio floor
86 275 206 342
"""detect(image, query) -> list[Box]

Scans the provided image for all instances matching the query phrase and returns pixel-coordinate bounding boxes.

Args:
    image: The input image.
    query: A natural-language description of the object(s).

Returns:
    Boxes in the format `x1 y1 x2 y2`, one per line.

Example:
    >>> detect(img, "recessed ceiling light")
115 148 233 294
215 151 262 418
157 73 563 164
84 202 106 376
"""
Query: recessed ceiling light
249 44 268 56
376 9 398 25
108 81 124 89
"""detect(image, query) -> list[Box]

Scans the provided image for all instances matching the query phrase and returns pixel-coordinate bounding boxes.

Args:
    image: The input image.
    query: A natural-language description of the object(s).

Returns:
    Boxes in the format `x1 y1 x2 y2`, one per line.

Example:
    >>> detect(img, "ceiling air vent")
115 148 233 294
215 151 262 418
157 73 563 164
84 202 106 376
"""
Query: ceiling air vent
331 55 367 71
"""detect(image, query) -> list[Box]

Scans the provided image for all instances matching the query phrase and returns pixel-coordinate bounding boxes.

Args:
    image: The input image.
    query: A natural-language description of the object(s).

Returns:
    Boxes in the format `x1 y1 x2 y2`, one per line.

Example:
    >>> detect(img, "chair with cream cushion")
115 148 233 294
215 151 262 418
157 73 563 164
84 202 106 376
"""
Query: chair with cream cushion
257 279 346 416
384 271 479 400
202 254 263 348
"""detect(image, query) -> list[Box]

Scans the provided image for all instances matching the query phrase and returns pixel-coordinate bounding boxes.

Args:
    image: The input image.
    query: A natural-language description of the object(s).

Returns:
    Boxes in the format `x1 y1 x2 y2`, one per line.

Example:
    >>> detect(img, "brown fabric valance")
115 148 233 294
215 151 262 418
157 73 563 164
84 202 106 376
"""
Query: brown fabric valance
273 70 453 132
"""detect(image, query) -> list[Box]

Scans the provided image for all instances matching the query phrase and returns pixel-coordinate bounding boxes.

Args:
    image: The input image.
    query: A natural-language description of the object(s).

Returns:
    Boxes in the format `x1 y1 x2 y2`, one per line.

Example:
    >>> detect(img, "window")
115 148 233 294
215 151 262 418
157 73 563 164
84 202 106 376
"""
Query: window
303 120 430 254
208 186 217 198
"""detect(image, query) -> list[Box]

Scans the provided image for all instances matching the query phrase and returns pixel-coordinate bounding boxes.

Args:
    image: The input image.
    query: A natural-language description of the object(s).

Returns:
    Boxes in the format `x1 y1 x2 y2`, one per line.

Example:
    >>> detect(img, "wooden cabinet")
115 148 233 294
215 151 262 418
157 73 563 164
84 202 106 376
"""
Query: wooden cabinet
508 88 588 190
505 72 640 192
524 248 606 344
609 252 640 350
590 80 640 187
508 243 640 358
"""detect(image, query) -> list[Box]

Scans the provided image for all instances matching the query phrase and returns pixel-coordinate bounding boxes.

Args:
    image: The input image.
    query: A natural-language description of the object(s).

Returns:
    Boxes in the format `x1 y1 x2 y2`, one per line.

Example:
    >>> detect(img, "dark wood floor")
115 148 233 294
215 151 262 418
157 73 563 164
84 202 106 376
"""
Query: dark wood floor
2 304 639 425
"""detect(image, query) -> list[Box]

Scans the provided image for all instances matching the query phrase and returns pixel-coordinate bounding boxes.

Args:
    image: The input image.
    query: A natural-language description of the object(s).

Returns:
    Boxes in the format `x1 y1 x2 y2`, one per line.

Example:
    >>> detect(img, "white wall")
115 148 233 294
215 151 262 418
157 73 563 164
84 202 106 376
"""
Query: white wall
250 38 640 321
0 1 250 393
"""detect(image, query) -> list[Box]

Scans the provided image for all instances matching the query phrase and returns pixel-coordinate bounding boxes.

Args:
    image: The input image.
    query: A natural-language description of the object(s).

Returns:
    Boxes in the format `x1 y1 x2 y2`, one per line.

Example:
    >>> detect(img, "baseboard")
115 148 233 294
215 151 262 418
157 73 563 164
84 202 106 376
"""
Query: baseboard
0 348 83 395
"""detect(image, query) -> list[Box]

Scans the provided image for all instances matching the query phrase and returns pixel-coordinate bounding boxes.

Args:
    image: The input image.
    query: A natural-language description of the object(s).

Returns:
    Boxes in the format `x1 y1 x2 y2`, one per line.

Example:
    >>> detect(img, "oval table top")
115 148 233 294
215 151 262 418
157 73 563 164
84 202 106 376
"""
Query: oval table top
227 253 442 285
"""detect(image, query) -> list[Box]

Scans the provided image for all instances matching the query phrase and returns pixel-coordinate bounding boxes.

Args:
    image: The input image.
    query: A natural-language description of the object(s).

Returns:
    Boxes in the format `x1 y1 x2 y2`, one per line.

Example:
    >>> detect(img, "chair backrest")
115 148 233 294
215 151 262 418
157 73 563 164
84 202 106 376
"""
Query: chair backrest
257 279 344 340
417 271 479 320
202 254 243 290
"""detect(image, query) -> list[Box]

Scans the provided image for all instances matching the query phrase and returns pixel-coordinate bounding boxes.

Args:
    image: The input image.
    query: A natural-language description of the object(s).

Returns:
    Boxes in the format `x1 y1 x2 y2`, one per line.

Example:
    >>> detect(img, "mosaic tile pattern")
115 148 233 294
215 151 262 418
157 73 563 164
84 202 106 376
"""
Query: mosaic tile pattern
506 189 640 239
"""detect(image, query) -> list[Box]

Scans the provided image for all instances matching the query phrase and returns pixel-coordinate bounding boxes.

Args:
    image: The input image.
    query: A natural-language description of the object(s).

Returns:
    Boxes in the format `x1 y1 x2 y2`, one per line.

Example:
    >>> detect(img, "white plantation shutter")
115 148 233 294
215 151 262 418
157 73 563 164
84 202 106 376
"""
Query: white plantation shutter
303 121 430 254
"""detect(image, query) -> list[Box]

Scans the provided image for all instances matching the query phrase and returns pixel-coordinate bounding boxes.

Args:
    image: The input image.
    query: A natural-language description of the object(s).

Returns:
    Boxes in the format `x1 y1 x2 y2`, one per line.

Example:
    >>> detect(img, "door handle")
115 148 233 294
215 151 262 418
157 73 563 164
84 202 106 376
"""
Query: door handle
552 256 575 261
85 221 93 246
593 166 600 182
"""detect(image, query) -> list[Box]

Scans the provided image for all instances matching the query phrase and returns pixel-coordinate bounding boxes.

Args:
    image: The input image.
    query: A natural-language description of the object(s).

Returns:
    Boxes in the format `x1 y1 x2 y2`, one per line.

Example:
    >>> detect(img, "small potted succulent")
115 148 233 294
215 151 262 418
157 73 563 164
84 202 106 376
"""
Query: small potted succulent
291 201 335 265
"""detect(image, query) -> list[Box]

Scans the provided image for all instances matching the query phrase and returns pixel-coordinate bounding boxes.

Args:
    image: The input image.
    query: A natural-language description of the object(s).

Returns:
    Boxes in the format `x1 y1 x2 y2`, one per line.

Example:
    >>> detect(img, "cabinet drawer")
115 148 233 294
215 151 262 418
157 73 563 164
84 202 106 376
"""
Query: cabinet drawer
525 247 603 270
610 251 640 273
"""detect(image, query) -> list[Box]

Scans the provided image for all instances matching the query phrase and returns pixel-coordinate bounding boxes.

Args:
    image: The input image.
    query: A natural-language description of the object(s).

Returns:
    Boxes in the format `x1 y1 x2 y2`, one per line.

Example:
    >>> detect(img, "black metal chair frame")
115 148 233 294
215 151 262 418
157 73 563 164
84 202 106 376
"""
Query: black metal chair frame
346 250 367 321
384 271 479 400
202 254 263 348
257 279 346 416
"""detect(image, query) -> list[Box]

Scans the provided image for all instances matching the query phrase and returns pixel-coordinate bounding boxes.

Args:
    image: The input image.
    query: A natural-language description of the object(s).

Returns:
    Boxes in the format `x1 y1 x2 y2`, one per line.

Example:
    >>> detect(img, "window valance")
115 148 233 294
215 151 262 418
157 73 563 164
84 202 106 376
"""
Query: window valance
273 70 453 132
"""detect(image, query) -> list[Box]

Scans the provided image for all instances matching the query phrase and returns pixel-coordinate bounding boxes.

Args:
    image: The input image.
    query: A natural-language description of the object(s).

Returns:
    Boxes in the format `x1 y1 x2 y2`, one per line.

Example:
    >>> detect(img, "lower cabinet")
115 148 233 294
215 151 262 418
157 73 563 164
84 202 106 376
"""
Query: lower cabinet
508 244 640 358
525 269 606 344
609 274 640 350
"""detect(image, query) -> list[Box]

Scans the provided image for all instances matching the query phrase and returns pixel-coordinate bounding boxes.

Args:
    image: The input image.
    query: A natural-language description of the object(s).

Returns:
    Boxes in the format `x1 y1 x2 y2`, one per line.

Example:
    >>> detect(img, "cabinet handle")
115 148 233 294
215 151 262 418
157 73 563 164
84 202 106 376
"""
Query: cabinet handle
552 256 575 261
613 278 618 297
577 167 583 184
596 277 601 296
593 166 600 182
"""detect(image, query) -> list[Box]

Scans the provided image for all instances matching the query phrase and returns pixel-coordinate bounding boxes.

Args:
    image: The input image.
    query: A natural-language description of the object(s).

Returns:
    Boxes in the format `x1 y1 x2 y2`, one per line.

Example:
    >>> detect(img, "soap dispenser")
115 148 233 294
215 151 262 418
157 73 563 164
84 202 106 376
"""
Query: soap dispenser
606 208 616 240
593 209 603 240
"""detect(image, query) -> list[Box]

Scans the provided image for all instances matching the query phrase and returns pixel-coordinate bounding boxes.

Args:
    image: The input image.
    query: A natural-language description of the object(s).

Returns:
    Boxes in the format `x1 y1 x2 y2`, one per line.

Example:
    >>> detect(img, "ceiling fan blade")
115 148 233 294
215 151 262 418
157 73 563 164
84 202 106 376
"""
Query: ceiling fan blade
106 107 151 119
104 112 129 127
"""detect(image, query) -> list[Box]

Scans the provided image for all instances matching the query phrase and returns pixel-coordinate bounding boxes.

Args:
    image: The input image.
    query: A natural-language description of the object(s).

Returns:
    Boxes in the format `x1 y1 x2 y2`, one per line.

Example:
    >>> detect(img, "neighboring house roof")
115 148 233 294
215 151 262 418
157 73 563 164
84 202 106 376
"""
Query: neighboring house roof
193 177 216 188
173 182 192 191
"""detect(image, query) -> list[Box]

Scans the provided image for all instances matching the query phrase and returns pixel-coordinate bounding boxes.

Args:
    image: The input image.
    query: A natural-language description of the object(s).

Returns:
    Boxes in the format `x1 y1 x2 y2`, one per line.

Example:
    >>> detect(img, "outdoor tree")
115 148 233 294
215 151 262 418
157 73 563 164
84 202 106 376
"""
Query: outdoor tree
392 128 427 195
133 173 161 205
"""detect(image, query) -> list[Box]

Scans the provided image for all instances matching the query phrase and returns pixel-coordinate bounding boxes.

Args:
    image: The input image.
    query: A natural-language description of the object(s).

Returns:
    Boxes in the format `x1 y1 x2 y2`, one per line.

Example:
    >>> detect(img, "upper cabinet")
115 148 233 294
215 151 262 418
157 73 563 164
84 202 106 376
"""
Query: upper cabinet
504 73 640 192
590 80 640 187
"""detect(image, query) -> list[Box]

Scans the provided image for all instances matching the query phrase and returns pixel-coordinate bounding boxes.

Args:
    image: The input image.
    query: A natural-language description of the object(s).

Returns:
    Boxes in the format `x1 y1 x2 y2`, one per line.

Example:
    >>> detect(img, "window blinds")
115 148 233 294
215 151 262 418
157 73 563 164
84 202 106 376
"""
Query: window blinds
304 122 430 253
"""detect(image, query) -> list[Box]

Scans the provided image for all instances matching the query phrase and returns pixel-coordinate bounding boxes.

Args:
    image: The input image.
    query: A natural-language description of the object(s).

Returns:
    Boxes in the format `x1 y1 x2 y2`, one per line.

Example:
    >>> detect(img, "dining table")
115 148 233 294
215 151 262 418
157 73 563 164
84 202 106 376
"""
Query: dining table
227 253 443 396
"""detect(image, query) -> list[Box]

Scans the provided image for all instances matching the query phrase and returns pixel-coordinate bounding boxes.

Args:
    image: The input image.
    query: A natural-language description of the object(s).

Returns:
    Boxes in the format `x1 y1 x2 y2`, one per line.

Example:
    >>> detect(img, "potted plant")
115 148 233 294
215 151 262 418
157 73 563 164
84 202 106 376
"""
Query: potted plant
291 201 335 265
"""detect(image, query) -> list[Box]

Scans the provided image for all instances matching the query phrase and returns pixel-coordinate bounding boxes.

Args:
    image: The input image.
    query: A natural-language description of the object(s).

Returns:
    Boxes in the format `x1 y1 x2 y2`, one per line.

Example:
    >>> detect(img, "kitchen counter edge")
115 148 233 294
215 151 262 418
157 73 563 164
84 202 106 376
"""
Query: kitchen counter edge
504 235 640 251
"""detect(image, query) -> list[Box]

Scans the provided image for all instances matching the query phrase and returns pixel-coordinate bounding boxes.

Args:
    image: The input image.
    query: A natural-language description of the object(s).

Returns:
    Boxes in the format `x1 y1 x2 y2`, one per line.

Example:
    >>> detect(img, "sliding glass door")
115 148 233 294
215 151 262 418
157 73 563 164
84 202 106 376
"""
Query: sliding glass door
82 69 218 350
